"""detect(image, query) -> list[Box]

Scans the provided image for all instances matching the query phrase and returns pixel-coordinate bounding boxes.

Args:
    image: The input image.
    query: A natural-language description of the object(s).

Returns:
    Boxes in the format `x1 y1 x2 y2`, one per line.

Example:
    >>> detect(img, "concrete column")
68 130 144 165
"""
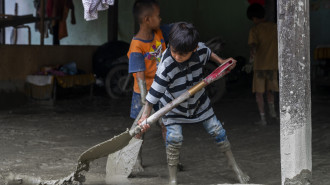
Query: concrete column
277 0 312 184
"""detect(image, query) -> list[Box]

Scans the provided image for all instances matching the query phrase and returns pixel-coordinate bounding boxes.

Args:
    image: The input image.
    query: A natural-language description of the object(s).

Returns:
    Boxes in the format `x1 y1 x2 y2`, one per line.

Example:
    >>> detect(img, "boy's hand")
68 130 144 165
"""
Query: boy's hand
135 116 150 139
135 102 153 139
223 57 237 70
210 52 236 70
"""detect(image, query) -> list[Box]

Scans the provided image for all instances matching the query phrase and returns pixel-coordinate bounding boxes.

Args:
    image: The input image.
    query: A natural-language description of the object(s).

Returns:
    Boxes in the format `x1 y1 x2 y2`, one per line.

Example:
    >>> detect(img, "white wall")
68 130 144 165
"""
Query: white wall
5 0 108 45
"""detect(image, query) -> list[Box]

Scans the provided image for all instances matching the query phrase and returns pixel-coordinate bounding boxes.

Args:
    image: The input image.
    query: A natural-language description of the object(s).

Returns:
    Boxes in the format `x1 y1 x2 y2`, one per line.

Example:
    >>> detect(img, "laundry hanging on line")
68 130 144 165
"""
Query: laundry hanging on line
82 0 115 21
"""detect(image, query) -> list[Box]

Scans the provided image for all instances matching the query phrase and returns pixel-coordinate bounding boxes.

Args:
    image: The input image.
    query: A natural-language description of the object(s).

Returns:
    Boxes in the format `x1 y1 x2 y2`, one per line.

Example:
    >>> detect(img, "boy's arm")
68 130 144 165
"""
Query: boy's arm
209 52 237 69
137 101 153 134
137 58 170 133
136 71 147 104
127 44 147 104
210 52 225 64
249 44 257 59
248 28 257 59
140 101 153 122
160 23 174 45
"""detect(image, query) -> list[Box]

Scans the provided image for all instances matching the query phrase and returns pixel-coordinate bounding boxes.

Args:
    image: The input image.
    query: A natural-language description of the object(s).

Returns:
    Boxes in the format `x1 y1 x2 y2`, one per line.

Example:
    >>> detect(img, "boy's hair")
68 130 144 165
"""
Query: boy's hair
169 22 200 54
247 3 265 20
133 0 159 24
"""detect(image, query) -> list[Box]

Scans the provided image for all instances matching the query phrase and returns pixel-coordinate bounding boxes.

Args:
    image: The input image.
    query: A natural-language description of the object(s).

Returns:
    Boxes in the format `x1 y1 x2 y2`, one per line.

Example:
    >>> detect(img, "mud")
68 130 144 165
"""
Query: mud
0 83 329 185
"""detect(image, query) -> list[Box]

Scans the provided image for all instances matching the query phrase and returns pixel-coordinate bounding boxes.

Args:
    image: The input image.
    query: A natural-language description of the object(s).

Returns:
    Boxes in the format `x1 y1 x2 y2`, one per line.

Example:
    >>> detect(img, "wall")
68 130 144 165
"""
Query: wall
160 0 253 59
118 0 134 42
310 0 330 62
0 45 97 92
117 0 253 60
117 0 330 62
4 0 108 45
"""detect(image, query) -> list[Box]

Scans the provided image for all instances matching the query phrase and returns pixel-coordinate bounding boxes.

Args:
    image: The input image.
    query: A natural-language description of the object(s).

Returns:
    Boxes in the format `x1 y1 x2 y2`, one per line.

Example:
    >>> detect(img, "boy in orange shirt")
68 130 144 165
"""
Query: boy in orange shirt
127 0 166 173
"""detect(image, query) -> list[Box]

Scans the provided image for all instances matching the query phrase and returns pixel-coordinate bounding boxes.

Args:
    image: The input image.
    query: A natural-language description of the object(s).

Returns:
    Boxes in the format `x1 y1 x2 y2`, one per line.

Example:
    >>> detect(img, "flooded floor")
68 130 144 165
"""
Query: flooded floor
0 82 329 185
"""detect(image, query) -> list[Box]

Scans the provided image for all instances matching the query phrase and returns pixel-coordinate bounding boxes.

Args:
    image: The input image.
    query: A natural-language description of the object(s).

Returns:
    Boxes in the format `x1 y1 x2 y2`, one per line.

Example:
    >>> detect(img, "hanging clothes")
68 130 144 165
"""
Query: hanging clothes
48 0 76 44
82 0 115 21
34 0 50 38
58 0 76 40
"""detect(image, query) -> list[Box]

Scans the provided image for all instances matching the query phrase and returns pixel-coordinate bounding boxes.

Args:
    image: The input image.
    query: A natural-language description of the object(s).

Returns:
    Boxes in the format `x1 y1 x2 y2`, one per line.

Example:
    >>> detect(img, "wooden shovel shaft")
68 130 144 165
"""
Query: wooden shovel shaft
129 60 233 136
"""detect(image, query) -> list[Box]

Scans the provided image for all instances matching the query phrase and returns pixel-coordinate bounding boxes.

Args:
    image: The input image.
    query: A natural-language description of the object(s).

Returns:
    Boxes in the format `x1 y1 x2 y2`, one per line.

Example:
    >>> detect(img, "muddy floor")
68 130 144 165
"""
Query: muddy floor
0 80 329 185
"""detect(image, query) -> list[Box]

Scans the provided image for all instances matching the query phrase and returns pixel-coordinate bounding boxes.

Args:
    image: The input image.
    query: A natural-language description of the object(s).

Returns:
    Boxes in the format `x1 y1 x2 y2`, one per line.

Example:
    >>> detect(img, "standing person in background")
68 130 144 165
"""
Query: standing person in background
247 3 278 125
127 0 167 173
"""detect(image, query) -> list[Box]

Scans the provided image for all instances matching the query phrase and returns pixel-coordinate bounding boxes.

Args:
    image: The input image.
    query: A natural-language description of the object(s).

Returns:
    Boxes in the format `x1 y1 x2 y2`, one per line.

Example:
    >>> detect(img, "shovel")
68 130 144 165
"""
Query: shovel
5 61 234 185
75 60 234 177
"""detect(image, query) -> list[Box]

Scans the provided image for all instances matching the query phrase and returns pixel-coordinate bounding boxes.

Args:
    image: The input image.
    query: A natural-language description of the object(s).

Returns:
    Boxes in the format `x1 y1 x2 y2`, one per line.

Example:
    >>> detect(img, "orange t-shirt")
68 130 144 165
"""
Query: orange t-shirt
127 29 166 93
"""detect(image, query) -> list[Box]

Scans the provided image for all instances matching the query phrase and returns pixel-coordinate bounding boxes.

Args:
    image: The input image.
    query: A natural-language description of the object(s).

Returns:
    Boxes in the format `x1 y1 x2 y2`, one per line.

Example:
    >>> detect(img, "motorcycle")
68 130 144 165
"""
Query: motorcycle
92 40 132 99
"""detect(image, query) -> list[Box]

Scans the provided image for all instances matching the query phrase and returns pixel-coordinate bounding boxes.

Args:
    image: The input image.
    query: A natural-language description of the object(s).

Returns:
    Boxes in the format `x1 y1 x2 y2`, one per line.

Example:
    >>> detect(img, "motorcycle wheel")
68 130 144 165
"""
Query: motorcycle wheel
105 64 133 99
204 61 226 103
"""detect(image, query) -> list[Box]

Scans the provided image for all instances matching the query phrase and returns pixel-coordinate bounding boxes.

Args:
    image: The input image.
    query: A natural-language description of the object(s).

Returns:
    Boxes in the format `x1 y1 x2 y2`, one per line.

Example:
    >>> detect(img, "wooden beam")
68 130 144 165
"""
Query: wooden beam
277 0 312 184
0 15 57 28
0 14 35 28
107 0 118 42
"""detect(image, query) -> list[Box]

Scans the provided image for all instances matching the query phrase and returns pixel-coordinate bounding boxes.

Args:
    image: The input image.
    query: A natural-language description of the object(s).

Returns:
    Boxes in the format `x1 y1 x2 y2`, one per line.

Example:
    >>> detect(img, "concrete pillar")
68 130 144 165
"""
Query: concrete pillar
277 0 312 184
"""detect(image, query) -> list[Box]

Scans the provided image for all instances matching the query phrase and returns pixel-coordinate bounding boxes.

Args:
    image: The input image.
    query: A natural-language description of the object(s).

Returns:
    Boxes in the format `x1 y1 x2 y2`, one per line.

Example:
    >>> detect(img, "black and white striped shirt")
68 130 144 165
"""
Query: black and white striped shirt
146 43 215 125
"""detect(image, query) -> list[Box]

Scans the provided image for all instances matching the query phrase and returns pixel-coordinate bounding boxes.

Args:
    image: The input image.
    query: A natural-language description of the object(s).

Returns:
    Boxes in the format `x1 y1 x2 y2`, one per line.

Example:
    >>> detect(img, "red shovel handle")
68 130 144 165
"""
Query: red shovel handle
203 60 233 84
188 60 234 95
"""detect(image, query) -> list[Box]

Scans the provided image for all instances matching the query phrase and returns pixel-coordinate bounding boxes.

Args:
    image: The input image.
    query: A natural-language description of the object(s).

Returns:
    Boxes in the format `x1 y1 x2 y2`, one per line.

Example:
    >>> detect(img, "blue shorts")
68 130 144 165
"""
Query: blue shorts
165 115 227 147
130 92 159 119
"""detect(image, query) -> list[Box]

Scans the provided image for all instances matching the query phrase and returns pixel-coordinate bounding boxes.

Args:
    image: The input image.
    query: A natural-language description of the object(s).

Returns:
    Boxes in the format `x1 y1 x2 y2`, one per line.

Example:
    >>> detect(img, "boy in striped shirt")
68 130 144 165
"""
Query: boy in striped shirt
138 22 250 185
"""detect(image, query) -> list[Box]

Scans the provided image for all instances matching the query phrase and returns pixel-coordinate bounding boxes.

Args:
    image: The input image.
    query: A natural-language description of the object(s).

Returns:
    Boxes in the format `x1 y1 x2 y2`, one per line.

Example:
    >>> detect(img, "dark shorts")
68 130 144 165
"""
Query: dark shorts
253 70 279 93
130 92 159 119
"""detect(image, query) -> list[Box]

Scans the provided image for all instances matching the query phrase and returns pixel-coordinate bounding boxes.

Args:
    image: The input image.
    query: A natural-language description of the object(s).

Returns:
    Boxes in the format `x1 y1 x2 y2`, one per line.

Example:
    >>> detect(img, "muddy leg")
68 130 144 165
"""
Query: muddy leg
255 92 267 125
166 144 180 185
267 91 278 119
218 140 250 183
160 120 184 172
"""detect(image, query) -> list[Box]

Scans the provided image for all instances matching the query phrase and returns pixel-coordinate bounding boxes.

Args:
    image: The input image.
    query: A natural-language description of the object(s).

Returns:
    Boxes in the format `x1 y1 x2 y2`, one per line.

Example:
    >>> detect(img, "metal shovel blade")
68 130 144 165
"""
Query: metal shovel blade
105 106 145 178
78 129 133 163
106 137 143 177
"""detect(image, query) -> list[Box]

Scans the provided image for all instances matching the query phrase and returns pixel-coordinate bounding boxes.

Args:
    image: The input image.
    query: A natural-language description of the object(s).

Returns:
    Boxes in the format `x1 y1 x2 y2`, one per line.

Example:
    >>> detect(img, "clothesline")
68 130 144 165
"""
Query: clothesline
82 0 115 21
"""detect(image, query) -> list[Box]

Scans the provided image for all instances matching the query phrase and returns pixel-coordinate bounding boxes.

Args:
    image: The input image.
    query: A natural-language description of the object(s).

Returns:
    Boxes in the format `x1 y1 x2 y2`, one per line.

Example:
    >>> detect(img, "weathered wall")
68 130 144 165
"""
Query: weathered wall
310 1 330 62
160 0 252 59
118 0 135 42
0 45 97 92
